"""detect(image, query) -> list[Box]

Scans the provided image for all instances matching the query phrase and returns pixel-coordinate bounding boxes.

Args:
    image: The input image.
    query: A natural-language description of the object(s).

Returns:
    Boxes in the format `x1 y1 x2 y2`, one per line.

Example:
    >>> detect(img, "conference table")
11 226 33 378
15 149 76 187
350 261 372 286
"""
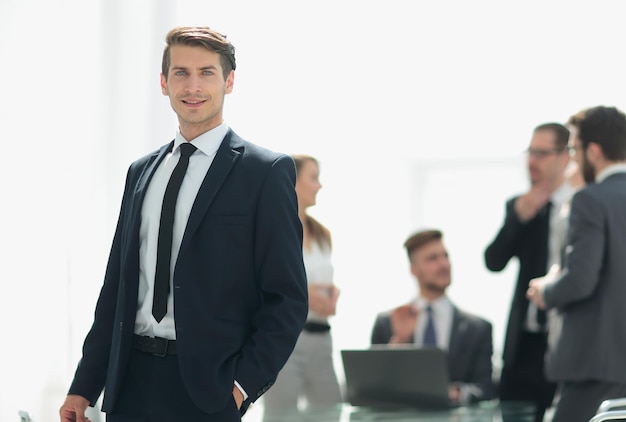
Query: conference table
251 400 538 421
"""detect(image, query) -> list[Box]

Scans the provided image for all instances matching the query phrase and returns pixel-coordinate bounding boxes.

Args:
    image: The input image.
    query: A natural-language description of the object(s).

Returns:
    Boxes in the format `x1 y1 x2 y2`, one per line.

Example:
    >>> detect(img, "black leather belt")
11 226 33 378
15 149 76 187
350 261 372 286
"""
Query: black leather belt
132 334 177 357
303 322 331 333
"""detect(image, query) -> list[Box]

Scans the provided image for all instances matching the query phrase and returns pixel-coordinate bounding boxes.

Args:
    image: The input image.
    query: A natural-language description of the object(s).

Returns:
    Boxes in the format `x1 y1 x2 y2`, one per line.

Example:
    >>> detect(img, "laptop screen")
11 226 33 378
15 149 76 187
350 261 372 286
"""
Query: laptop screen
341 346 451 409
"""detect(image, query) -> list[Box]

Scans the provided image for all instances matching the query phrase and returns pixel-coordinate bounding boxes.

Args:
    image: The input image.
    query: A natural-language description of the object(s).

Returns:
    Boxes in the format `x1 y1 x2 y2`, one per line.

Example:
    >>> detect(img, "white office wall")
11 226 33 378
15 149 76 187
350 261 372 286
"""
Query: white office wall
315 155 528 393
2 1 626 421
0 1 105 420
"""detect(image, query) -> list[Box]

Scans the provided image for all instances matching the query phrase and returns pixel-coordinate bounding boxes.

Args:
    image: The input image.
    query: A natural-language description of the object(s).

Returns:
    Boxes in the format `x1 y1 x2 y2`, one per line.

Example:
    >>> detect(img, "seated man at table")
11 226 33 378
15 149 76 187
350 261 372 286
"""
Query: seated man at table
371 229 493 405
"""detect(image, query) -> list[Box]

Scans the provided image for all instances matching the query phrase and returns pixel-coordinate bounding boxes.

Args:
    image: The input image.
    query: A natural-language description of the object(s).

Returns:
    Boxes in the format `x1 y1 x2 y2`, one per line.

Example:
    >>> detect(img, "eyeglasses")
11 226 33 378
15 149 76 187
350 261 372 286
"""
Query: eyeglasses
568 145 583 156
525 148 567 159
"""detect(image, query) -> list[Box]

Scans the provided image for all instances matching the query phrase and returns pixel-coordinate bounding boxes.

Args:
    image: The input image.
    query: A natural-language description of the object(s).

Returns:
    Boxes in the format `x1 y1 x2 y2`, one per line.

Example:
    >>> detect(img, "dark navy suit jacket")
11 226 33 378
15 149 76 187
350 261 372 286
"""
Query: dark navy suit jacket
68 130 308 415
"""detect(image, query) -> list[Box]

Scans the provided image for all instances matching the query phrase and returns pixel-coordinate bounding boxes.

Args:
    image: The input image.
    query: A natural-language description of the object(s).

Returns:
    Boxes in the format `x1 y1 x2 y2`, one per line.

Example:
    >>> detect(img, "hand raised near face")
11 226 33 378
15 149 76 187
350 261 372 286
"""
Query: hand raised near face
389 304 419 344
514 182 552 223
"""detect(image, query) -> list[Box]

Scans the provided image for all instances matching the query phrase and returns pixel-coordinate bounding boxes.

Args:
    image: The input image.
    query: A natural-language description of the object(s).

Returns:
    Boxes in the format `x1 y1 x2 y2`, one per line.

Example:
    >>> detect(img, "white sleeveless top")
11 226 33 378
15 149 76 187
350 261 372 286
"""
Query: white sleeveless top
303 240 334 322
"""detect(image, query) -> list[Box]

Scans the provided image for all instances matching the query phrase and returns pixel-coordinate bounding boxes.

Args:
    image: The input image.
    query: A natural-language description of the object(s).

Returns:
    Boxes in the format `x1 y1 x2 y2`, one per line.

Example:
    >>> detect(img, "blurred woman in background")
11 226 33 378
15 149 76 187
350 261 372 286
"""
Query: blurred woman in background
262 154 342 418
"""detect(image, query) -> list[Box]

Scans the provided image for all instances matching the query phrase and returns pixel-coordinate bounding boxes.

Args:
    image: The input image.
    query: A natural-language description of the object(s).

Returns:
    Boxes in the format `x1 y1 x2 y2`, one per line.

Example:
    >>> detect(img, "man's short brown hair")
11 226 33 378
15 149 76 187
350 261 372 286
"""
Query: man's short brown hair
404 229 443 260
161 26 236 81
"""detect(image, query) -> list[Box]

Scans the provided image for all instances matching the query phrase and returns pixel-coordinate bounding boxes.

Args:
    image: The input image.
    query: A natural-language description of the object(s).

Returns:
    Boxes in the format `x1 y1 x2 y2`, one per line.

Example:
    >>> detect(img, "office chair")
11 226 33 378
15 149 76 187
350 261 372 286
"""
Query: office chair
589 410 626 422
589 398 626 422
598 398 626 413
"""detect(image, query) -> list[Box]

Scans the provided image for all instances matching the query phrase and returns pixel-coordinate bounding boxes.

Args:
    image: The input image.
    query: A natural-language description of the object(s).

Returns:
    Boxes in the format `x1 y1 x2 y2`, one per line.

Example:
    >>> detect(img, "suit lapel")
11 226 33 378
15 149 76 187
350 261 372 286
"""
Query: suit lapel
179 132 243 256
118 142 172 317
128 142 173 232
448 307 462 362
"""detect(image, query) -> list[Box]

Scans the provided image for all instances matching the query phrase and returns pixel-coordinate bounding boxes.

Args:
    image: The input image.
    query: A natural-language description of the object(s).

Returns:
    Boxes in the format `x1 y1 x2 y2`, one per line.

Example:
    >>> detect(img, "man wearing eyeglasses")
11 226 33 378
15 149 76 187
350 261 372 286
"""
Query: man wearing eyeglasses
484 122 575 422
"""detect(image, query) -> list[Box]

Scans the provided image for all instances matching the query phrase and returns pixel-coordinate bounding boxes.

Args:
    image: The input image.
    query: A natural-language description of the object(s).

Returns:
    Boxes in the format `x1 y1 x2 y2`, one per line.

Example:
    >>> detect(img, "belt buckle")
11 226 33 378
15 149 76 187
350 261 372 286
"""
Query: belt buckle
153 336 168 357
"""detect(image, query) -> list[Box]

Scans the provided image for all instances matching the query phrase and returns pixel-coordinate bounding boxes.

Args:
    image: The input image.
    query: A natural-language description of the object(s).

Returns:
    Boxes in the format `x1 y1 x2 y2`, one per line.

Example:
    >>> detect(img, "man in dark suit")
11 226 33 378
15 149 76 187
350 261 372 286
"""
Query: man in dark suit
59 26 308 422
484 123 573 422
528 105 626 422
371 229 493 405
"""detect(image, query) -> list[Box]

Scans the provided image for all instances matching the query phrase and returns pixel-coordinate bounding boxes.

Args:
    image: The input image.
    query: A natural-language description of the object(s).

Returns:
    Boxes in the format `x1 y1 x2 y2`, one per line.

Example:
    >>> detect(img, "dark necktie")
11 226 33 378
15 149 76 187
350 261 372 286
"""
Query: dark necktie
423 305 437 347
152 142 197 322
536 201 552 327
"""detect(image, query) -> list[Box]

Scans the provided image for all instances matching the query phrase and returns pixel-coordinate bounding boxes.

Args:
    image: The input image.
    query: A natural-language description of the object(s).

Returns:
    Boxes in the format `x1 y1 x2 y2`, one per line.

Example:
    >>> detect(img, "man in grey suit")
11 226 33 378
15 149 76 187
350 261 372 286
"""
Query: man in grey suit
527 105 626 422
371 229 493 405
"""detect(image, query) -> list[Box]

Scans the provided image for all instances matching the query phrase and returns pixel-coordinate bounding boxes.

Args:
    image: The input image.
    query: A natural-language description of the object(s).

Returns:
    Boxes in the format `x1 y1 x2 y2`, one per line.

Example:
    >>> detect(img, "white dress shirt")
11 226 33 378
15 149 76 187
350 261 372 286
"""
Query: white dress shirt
413 295 453 350
596 162 626 182
134 123 227 339
525 182 575 332
304 240 334 323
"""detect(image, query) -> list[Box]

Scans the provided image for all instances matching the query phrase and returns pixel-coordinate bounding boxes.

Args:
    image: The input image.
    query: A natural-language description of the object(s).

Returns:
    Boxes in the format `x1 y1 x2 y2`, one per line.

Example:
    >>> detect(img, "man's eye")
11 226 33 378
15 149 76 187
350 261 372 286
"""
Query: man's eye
175 71 186 76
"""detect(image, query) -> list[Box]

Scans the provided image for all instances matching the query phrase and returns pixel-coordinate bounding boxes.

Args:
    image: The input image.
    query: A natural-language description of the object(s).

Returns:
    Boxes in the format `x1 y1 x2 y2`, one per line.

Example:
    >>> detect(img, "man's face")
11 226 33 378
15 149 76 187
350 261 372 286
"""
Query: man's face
410 239 451 295
160 45 234 140
526 129 568 186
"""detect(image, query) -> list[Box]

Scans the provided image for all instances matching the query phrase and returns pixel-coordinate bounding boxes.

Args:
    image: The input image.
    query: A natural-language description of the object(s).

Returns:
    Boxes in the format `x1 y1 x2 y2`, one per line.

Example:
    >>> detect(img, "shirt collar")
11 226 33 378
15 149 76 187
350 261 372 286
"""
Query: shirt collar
596 163 626 183
173 122 229 157
414 295 451 313
550 182 574 209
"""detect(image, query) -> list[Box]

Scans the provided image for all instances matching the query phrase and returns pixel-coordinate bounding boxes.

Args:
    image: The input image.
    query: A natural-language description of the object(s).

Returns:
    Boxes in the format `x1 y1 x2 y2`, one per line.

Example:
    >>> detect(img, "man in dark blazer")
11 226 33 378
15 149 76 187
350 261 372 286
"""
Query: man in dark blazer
59 26 308 422
371 229 493 405
528 105 626 422
484 123 573 422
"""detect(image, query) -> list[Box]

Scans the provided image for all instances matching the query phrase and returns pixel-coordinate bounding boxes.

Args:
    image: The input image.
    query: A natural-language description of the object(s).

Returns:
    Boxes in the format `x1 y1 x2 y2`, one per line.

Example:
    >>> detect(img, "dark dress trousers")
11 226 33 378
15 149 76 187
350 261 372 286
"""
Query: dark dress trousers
371 306 493 403
67 130 308 419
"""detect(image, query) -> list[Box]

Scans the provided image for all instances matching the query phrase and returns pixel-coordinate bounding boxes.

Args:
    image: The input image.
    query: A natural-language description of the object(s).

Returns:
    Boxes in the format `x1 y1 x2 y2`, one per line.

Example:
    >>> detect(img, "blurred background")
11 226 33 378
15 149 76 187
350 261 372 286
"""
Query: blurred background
2 0 626 420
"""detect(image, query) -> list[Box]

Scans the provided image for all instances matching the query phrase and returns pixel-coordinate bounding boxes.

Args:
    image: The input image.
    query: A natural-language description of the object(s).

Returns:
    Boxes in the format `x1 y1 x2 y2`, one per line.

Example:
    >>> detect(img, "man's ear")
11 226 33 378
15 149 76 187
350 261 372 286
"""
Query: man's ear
586 142 603 162
225 70 235 94
160 73 168 95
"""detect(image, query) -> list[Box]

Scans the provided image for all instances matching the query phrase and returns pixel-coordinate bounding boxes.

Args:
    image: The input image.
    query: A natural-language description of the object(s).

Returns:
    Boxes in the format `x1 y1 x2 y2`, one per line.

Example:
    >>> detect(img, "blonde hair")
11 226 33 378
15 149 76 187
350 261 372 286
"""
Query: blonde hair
291 154 331 249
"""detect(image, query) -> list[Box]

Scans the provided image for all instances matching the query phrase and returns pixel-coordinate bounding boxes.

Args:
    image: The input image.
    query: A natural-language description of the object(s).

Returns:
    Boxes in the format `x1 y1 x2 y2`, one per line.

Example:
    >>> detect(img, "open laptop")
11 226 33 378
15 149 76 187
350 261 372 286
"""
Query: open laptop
341 346 452 409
